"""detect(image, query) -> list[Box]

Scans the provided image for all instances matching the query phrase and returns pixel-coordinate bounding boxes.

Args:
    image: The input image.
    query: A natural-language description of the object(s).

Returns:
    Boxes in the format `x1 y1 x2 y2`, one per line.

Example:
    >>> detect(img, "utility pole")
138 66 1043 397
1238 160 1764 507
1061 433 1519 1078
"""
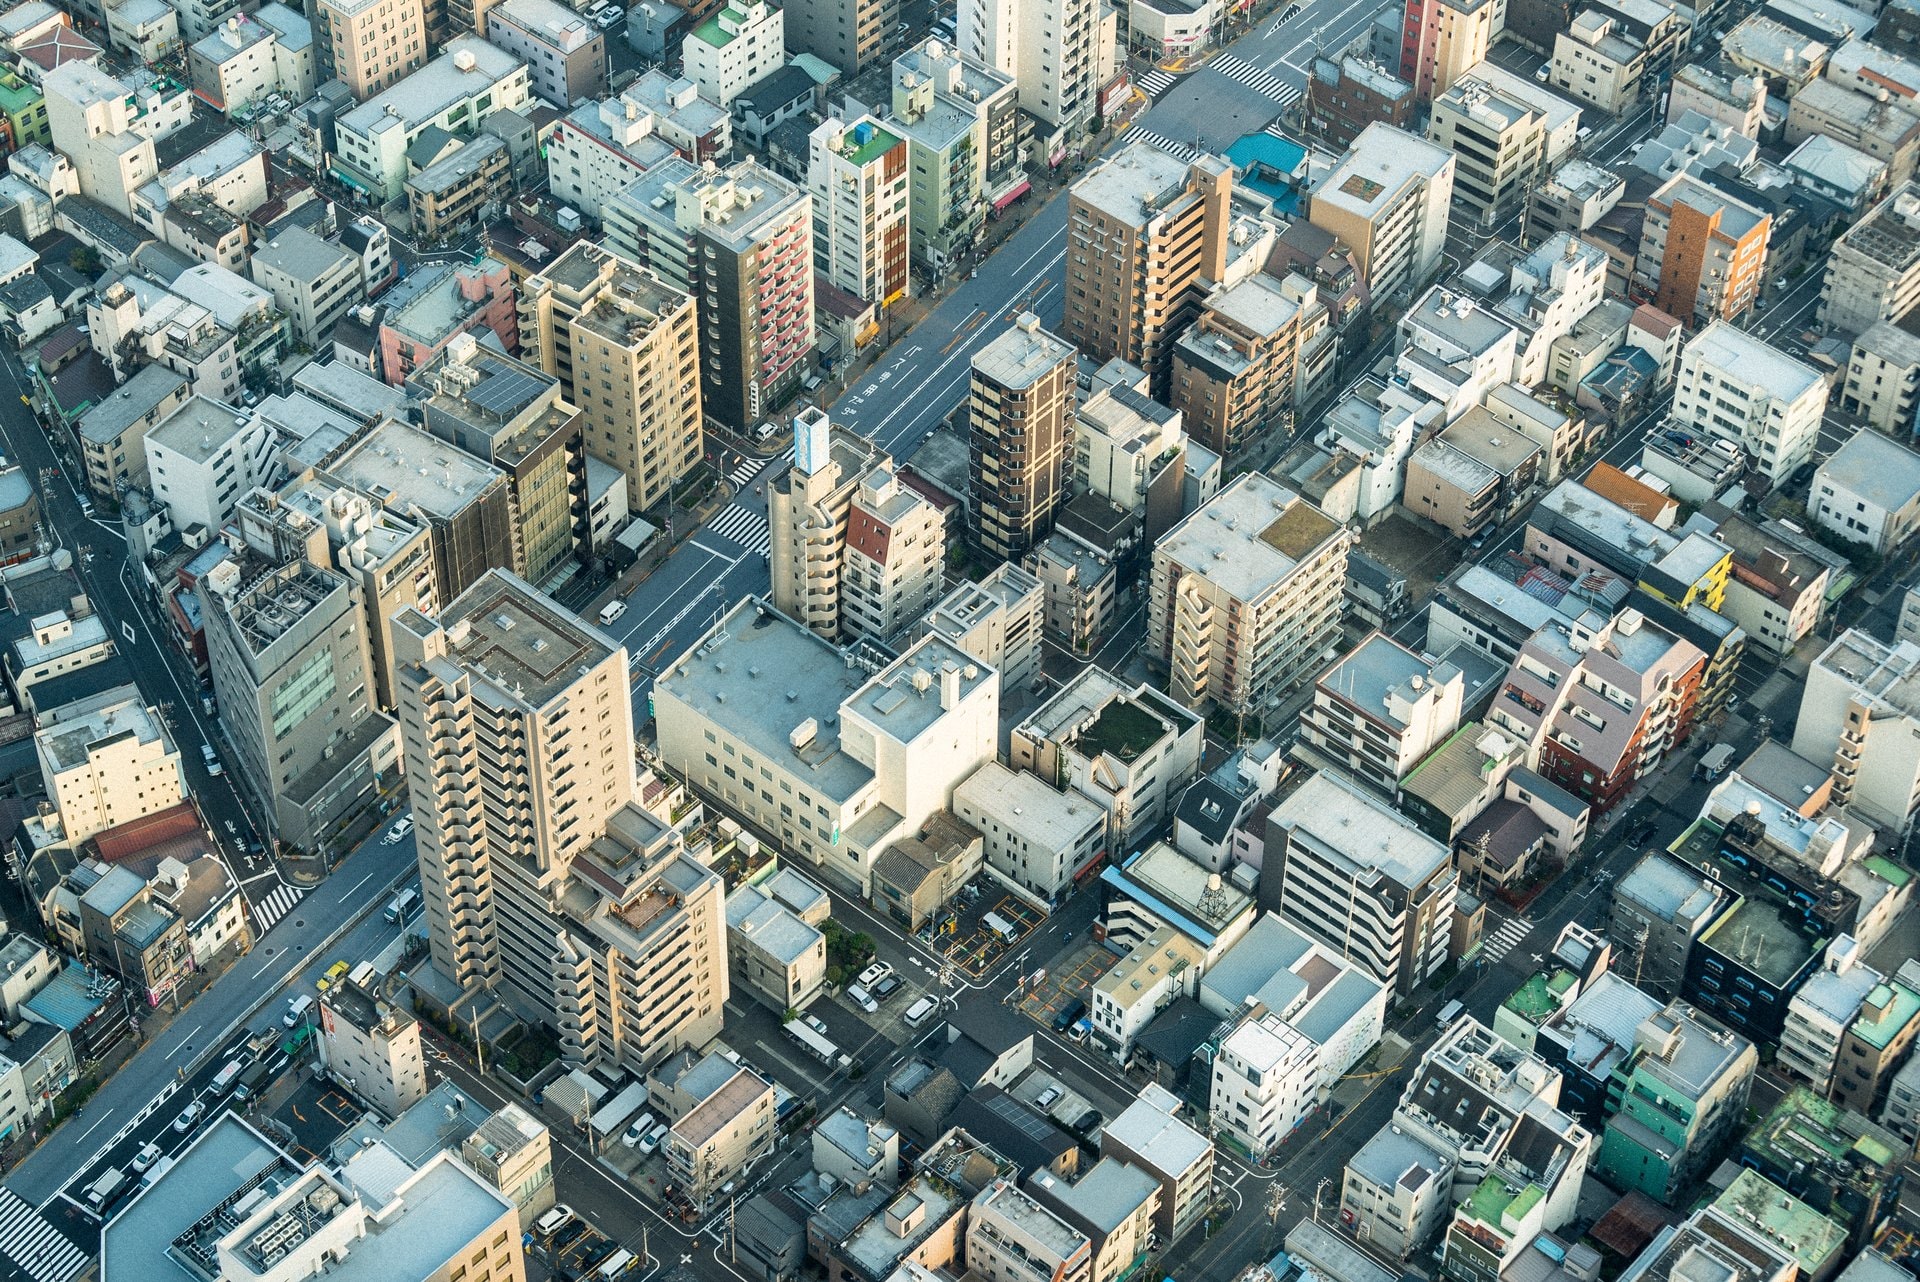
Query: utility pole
1265 1183 1288 1225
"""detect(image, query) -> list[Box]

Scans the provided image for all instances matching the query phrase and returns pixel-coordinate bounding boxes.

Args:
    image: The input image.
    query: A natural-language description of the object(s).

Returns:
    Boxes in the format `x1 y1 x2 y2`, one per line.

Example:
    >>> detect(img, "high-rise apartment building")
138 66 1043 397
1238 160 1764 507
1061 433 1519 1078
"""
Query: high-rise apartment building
1398 0 1498 100
783 0 897 74
1640 172 1770 327
312 0 427 101
410 336 587 588
769 407 886 640
809 116 910 308
957 0 1116 127
1074 371 1188 539
969 312 1077 561
843 463 945 641
518 241 703 513
1147 473 1351 713
1793 630 1920 835
392 569 634 1014
609 158 815 430
484 0 606 108
1308 123 1455 306
842 38 1024 274
1821 183 1920 337
397 573 726 1076
1063 145 1233 399
1171 272 1307 462
198 544 400 851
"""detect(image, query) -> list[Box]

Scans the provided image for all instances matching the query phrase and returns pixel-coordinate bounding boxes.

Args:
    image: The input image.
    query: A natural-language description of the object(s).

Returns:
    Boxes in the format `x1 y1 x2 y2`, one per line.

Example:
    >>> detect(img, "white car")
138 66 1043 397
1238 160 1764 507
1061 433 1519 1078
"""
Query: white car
534 1205 575 1237
857 961 894 989
173 1101 206 1133
621 1112 658 1148
131 1142 162 1173
636 1122 669 1156
846 984 879 1014
383 815 414 845
594 5 622 25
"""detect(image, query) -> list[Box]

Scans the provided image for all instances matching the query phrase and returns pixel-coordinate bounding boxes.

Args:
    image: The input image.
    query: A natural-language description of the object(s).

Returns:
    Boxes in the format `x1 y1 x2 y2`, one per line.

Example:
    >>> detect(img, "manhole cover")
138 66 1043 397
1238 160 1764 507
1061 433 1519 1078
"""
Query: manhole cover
295 920 306 929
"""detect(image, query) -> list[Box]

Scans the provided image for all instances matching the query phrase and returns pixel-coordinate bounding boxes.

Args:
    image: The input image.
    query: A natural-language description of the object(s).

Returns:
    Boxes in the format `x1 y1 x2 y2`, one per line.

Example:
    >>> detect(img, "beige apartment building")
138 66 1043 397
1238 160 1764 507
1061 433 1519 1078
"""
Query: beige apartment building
1427 73 1549 231
518 241 702 514
313 0 427 100
663 1061 777 1205
1171 272 1305 462
1398 0 1497 100
1063 145 1233 399
391 569 636 1016
970 312 1077 560
769 407 887 641
395 570 727 1076
1148 473 1351 713
968 1179 1093 1282
35 698 184 846
844 463 945 642
318 978 428 1120
1309 123 1455 307
1822 183 1920 338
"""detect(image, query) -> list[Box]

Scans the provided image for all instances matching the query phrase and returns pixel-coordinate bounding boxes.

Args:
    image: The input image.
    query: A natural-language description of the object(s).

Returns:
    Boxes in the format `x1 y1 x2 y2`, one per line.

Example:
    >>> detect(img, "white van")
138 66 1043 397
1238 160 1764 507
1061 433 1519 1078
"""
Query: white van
284 994 315 1028
598 1248 640 1277
599 600 628 626
903 996 937 1028
385 889 420 923
982 911 1018 943
1436 999 1464 1029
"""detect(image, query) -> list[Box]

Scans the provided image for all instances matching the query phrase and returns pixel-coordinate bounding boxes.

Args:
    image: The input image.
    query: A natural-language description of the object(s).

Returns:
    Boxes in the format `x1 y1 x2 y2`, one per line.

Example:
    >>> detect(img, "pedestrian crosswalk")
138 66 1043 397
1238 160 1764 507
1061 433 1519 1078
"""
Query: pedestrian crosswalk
1 1188 87 1280
1482 916 1534 965
1209 53 1303 109
1126 125 1200 161
252 884 304 934
1137 68 1176 98
708 505 771 555
726 457 766 487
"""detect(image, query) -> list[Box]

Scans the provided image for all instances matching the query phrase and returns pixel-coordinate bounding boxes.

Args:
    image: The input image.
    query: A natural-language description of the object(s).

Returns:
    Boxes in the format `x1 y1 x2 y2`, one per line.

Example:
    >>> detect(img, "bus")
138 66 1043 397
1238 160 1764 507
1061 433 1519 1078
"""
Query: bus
783 1018 850 1069
210 1059 245 1095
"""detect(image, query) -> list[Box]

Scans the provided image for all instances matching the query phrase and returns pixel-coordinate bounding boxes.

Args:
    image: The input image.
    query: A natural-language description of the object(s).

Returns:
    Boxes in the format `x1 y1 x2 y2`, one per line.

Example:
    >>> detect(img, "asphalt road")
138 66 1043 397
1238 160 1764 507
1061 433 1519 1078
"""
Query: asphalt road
0 348 305 927
5 840 416 1212
609 190 1073 721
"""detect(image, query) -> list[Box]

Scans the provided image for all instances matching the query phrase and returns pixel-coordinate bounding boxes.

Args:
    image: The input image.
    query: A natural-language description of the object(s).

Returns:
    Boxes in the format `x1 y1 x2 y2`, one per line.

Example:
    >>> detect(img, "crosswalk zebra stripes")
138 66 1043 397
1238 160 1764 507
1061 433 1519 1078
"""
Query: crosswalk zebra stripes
252 884 304 934
1482 916 1534 965
726 457 766 487
1136 68 1176 99
1125 125 1200 161
1209 53 1302 108
708 505 771 555
0 1187 87 1281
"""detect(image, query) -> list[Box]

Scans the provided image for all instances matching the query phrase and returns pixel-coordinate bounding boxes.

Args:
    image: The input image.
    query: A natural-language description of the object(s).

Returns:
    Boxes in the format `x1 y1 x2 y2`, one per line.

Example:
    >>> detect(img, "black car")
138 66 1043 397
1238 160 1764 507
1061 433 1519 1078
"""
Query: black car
1625 821 1657 847
1791 462 1818 489
576 1240 619 1273
872 973 904 1002
550 1220 590 1252
1052 997 1087 1033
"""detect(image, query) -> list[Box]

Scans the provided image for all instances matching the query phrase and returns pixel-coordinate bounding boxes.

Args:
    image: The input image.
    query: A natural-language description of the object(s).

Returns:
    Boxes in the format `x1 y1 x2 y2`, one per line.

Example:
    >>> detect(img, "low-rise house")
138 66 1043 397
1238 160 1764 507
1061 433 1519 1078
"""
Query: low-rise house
1099 1085 1211 1244
1810 429 1920 555
725 869 828 1012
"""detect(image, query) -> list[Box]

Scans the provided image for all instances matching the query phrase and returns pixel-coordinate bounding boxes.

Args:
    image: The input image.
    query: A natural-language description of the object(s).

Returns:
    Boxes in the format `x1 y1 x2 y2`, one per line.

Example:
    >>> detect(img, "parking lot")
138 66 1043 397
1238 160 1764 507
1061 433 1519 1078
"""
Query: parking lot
935 881 1047 977
1018 942 1117 1031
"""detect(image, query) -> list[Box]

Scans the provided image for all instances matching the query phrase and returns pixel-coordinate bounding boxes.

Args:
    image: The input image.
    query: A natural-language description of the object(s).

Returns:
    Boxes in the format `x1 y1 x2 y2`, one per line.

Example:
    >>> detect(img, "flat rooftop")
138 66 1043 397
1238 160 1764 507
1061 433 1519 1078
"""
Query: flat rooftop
440 569 620 708
1817 429 1920 514
340 36 523 138
973 314 1074 390
146 395 250 464
325 417 506 519
1272 771 1450 887
1157 472 1342 603
1685 321 1823 406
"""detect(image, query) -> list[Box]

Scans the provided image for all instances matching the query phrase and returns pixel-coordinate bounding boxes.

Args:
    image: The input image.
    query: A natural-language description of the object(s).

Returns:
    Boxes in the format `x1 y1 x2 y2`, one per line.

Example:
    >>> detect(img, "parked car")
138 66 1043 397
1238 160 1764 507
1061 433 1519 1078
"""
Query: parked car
173 1101 206 1133
1051 997 1086 1033
857 961 894 988
872 974 903 1002
317 960 349 992
131 1142 162 1173
637 1122 669 1156
550 1219 591 1252
621 1112 659 1148
1034 1086 1062 1110
593 5 622 25
383 815 414 845
846 984 879 1014
535 1205 575 1237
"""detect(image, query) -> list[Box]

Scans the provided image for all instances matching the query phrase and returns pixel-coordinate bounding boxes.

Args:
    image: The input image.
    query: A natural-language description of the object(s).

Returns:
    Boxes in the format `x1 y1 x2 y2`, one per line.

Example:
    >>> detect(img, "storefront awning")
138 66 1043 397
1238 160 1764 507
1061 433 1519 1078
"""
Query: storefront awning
992 180 1032 211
